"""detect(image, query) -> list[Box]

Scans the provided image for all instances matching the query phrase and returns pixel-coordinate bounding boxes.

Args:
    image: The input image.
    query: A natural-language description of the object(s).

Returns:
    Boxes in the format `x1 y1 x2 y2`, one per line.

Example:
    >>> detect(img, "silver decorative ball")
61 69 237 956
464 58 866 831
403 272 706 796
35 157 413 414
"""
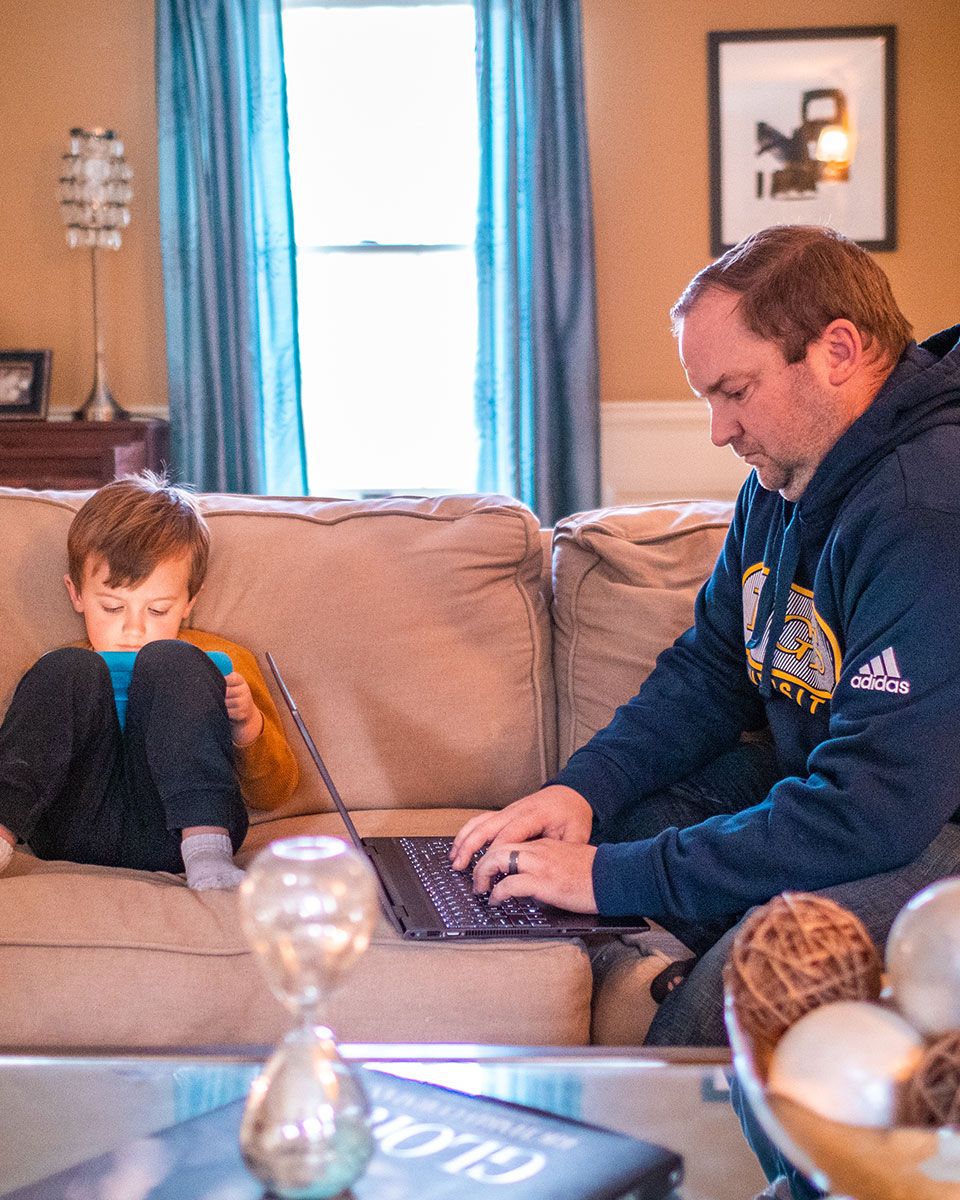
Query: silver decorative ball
887 877 960 1039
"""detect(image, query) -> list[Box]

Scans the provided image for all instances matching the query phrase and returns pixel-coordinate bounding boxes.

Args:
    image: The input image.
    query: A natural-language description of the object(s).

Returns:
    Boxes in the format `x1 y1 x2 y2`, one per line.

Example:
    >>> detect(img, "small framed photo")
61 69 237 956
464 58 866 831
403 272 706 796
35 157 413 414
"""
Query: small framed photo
708 26 897 254
0 350 52 419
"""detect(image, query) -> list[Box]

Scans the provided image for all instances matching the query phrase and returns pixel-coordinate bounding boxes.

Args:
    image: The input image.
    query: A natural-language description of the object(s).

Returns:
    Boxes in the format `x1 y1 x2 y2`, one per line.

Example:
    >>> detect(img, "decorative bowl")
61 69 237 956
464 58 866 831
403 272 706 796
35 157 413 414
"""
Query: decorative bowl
725 990 960 1200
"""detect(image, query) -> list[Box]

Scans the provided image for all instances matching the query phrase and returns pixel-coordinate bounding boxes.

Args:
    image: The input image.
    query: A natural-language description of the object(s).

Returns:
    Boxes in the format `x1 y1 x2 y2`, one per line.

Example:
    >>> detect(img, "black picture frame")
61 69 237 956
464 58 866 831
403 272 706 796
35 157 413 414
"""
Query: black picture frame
708 26 897 255
0 350 52 419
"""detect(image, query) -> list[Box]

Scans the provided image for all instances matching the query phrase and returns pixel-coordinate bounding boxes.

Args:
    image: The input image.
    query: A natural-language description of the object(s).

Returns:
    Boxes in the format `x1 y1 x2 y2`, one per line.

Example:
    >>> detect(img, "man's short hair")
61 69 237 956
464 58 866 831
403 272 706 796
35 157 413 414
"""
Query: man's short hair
671 225 912 365
67 471 210 598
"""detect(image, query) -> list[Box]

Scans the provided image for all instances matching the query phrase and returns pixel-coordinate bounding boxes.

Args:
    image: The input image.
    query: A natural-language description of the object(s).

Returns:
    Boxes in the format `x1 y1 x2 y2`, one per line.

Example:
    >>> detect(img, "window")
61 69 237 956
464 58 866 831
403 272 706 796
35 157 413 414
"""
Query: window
282 0 480 495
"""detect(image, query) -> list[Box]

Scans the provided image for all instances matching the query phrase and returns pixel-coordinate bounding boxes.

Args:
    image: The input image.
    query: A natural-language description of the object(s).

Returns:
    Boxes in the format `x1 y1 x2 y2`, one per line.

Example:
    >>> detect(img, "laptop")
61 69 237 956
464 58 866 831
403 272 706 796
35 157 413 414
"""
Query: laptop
267 653 649 940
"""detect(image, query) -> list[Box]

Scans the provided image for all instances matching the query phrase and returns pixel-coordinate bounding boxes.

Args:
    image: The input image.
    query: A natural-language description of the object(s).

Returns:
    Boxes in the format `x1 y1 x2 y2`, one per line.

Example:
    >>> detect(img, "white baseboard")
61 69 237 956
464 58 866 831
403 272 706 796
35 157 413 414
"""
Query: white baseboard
600 399 750 506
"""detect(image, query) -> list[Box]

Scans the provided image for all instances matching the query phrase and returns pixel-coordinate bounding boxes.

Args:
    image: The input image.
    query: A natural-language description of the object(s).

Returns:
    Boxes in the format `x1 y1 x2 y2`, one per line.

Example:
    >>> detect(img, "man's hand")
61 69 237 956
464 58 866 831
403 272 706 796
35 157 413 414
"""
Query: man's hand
449 785 592 870
224 671 264 747
472 839 599 913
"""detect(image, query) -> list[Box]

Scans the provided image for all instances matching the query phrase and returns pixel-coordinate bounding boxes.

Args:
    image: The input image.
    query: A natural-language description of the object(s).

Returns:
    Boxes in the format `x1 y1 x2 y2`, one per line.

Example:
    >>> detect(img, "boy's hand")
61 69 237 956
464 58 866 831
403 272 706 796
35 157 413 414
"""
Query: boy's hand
224 671 264 747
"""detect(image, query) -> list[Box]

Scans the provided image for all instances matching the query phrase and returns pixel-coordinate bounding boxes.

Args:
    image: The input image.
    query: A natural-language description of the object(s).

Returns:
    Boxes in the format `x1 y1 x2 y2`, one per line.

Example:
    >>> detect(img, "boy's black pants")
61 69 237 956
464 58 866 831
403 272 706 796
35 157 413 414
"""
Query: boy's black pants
0 641 248 872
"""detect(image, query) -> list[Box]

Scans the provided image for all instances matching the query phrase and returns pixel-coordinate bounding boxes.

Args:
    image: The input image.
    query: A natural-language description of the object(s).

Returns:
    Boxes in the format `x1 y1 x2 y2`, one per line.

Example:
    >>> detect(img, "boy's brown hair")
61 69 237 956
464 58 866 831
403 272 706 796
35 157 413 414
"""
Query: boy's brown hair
67 471 210 598
671 224 912 367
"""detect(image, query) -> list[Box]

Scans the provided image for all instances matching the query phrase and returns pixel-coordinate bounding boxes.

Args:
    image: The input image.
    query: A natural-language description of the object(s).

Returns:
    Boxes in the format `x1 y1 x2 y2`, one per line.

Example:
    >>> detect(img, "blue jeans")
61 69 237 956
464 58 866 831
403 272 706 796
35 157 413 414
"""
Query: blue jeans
730 1074 825 1200
592 738 960 1046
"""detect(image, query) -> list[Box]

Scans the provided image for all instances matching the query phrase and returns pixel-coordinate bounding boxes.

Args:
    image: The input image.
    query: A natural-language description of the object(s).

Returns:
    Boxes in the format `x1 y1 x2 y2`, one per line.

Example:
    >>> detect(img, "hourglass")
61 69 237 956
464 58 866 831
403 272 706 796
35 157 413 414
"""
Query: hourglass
238 836 379 1198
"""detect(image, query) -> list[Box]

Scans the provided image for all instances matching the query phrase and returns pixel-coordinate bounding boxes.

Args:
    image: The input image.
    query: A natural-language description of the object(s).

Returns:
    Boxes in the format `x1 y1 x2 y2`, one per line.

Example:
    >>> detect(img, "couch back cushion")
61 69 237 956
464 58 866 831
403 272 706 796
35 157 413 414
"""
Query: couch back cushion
0 489 555 821
552 500 733 766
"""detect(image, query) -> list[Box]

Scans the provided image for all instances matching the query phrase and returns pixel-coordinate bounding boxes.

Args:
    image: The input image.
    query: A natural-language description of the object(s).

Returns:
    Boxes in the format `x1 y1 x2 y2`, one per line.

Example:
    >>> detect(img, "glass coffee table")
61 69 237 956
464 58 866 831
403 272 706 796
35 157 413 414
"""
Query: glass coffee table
0 1046 767 1199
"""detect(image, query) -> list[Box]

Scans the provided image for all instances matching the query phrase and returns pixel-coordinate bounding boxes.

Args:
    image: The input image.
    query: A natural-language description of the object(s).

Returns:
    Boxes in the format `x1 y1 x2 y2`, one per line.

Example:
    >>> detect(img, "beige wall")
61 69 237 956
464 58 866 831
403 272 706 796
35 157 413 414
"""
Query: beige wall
0 2 957 418
0 0 166 416
582 0 960 402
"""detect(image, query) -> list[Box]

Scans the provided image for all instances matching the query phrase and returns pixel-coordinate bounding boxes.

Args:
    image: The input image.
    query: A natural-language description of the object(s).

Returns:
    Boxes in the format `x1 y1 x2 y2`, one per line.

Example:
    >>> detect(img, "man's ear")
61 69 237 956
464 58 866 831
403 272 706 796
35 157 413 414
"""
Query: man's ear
64 573 85 614
811 319 864 386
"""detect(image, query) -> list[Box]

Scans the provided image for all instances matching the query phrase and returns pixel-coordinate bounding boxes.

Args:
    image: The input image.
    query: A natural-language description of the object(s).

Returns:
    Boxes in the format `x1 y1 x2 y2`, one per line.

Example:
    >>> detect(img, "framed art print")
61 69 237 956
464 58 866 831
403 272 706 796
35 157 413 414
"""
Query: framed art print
0 350 52 419
708 26 897 254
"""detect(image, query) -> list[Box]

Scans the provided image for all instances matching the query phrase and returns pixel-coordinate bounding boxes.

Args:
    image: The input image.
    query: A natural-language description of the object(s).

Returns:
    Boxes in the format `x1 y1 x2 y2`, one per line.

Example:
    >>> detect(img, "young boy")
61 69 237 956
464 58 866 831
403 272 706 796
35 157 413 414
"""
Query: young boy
0 472 298 889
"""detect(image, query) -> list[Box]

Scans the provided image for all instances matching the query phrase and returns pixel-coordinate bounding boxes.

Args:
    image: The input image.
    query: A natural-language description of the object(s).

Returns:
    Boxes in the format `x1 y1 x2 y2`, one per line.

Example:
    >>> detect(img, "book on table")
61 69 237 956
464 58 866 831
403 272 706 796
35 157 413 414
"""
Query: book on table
5 1064 683 1200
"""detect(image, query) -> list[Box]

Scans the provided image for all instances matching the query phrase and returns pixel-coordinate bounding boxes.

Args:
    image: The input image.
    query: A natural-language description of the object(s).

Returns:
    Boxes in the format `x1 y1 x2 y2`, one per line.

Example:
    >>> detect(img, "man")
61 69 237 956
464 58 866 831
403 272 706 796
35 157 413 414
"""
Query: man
451 224 960 1045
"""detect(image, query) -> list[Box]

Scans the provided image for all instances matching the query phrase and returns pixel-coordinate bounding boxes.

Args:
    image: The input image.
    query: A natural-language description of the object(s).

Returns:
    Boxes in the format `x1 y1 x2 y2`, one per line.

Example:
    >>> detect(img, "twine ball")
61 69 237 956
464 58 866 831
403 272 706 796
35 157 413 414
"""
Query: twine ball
904 1030 960 1127
725 892 883 1046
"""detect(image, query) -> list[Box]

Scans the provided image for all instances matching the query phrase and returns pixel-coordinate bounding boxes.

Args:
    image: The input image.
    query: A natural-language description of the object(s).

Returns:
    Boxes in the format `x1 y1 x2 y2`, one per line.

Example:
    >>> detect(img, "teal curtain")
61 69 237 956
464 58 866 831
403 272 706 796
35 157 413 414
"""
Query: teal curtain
475 0 600 526
156 0 307 494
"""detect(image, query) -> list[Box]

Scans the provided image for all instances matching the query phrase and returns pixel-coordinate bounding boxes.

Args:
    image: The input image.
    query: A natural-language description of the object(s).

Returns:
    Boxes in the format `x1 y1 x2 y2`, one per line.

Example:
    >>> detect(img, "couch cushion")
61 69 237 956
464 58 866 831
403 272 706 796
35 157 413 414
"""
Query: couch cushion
0 490 556 823
551 501 733 765
0 807 591 1049
196 493 556 820
0 490 84 714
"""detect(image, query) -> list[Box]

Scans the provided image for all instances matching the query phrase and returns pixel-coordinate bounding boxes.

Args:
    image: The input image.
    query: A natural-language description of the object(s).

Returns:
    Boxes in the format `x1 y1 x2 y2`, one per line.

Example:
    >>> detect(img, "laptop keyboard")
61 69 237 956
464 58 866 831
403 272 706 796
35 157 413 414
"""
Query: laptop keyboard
400 837 553 929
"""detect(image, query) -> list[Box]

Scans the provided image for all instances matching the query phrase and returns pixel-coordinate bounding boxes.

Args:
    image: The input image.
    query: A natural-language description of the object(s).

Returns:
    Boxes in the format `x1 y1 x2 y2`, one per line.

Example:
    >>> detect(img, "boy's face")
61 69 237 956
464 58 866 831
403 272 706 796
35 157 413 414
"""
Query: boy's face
64 553 198 652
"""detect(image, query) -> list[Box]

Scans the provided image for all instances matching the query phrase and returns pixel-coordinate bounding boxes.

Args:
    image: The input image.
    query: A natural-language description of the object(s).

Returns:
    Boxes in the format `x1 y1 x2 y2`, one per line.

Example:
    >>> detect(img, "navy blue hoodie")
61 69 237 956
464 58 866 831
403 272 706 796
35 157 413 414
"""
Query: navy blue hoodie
554 326 960 924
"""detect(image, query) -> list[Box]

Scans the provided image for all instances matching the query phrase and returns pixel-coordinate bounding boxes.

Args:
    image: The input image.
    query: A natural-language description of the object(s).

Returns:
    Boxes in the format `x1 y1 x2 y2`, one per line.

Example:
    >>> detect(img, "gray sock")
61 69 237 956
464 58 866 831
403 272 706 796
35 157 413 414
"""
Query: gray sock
0 839 12 876
181 833 245 891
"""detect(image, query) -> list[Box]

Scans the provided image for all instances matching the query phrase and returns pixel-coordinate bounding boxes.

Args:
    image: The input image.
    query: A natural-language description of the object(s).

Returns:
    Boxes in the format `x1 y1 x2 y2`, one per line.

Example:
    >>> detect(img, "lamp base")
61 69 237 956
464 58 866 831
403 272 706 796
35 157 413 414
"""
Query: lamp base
73 379 129 422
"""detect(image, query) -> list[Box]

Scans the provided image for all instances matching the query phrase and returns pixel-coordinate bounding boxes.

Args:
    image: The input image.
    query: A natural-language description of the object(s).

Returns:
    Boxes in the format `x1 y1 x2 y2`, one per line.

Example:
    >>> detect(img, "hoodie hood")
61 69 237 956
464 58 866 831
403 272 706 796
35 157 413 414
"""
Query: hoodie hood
749 325 960 697
800 326 960 521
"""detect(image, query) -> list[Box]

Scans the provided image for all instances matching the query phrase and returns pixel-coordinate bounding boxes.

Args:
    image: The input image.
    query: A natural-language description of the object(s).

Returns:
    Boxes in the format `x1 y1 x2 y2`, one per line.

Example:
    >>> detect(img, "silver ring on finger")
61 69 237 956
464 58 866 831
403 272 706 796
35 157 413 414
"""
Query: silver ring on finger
507 849 520 877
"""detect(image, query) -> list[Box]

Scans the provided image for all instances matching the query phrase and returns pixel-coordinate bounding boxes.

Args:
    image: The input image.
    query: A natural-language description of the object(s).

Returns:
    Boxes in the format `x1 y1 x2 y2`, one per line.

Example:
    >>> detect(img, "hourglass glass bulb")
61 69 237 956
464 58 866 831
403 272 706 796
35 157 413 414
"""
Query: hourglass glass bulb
239 836 378 1021
240 1022 375 1199
238 837 380 1198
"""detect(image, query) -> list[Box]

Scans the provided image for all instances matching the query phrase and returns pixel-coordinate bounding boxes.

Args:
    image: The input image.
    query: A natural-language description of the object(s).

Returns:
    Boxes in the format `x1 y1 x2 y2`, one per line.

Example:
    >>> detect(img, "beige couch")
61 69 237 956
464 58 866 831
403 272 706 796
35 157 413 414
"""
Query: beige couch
0 488 732 1050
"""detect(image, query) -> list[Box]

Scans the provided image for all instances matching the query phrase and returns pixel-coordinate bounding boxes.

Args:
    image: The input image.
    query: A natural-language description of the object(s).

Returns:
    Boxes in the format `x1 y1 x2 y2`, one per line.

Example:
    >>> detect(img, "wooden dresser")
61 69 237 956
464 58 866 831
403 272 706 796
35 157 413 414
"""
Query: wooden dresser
0 418 170 490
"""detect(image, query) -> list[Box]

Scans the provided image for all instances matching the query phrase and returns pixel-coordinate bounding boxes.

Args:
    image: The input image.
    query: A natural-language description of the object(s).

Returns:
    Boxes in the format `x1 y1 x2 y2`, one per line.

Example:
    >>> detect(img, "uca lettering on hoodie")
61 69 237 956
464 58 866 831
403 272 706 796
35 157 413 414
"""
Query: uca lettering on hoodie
741 563 841 715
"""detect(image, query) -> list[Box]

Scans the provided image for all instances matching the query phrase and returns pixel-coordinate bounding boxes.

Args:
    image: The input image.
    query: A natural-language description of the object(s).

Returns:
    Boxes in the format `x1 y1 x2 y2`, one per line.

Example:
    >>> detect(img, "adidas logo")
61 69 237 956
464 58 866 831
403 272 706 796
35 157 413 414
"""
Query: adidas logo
850 647 911 695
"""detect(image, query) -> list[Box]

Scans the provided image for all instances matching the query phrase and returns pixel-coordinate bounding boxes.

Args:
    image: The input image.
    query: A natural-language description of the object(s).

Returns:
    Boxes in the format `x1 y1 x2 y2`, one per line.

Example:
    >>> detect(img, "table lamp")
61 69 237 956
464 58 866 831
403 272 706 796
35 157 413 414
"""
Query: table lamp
57 127 133 421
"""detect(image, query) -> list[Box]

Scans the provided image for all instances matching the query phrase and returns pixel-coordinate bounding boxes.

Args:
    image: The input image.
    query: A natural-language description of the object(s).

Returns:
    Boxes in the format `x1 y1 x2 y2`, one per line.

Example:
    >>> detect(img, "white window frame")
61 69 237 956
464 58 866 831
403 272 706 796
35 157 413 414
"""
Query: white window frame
282 0 479 498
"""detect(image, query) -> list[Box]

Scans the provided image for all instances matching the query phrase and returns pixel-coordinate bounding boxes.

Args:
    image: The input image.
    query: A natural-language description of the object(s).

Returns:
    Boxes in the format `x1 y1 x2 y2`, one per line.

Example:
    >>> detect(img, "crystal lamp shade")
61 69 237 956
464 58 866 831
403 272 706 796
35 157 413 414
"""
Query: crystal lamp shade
58 128 133 250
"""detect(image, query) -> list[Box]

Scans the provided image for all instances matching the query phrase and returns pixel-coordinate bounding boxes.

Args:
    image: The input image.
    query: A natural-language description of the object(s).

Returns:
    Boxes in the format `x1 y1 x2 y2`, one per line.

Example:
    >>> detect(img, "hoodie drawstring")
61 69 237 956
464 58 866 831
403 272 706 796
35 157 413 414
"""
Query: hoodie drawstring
746 504 803 699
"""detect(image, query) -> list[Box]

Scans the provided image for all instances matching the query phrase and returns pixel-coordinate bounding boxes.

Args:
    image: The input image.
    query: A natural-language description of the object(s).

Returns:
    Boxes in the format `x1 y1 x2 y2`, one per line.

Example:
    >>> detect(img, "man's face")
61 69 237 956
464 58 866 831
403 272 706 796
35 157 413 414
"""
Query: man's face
678 287 846 501
64 553 198 652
